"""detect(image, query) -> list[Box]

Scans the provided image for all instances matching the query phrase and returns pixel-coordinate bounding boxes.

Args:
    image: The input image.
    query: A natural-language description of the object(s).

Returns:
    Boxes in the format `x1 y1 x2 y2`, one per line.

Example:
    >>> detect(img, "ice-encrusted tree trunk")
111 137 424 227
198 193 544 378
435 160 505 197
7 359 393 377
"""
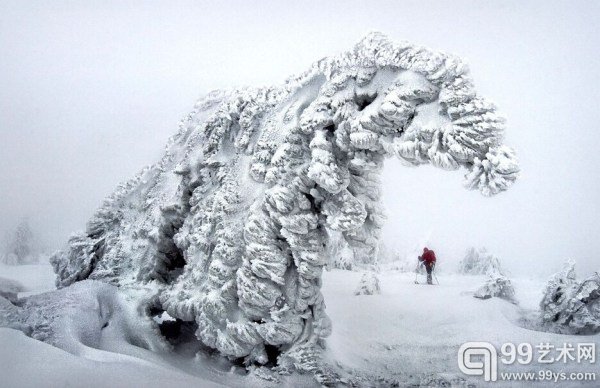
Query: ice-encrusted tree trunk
50 33 519 371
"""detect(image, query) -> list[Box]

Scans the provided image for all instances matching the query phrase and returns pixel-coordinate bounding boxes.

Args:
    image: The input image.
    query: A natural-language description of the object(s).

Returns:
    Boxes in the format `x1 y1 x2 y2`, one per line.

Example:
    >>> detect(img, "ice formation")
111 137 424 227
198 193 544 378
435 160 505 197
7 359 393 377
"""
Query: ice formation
540 261 600 334
50 33 519 369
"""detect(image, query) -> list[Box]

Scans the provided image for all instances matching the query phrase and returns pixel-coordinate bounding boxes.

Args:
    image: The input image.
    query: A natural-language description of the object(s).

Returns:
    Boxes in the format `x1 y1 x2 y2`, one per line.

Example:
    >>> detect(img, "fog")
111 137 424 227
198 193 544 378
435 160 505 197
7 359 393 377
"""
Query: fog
1 0 598 277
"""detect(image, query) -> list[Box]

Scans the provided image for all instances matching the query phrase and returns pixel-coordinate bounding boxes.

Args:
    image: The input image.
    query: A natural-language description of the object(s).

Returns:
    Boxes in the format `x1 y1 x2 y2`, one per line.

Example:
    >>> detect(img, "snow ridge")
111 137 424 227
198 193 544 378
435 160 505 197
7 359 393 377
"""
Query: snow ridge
50 32 520 371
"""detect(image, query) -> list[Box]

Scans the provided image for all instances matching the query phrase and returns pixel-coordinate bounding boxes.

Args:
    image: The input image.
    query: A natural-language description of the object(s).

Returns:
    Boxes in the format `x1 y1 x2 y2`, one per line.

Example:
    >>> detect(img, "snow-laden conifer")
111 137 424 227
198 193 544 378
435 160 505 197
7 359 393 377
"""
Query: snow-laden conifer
540 261 600 334
50 33 520 370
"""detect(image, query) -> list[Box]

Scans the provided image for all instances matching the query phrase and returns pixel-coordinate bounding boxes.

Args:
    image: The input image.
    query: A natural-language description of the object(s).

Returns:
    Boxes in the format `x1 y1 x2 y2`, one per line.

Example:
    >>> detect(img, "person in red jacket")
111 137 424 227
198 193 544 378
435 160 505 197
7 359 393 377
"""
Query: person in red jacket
418 247 437 285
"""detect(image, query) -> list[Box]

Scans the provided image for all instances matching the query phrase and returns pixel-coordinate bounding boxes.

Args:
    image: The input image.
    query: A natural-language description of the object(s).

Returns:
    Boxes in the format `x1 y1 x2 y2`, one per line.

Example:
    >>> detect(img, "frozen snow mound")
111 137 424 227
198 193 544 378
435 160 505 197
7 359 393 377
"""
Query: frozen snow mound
0 276 26 303
540 261 600 335
0 277 29 332
354 272 381 295
466 248 515 303
457 247 504 275
0 280 169 353
473 272 516 303
50 32 519 370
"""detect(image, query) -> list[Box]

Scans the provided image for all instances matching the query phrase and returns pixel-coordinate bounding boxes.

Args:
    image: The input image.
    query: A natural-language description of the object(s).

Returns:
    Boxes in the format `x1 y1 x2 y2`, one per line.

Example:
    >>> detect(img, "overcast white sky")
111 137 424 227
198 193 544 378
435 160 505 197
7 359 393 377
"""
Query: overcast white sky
1 0 599 276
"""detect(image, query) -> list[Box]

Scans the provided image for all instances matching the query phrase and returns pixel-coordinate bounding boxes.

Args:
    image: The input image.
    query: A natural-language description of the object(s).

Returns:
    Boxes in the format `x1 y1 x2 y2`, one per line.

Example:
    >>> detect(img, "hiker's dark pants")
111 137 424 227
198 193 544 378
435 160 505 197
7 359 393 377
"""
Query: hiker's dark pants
425 262 434 284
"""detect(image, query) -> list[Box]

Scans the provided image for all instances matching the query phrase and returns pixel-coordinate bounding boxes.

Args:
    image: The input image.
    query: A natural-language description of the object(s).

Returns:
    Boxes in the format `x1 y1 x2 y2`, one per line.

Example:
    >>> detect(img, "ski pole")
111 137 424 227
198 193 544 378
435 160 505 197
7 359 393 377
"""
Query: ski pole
434 273 440 285
414 263 421 283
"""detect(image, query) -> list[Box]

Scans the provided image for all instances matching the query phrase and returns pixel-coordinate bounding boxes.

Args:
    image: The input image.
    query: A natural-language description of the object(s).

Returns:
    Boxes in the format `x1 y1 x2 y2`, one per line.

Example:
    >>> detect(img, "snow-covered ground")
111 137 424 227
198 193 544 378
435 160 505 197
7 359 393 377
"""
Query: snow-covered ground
323 270 599 386
0 262 55 296
1 264 598 387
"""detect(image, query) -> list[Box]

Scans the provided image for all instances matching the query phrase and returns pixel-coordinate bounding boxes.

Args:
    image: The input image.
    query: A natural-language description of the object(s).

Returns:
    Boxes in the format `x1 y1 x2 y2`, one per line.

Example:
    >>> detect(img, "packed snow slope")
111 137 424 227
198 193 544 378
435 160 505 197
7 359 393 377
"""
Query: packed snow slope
48 31 519 371
1 264 598 387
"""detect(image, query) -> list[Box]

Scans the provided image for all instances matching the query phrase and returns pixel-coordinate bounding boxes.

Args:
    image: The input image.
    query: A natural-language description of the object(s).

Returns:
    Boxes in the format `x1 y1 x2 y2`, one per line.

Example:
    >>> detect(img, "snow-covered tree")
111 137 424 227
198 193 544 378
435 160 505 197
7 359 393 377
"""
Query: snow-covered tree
354 272 381 295
1 219 42 265
540 261 600 334
326 232 354 270
458 247 503 275
461 247 515 302
50 33 519 374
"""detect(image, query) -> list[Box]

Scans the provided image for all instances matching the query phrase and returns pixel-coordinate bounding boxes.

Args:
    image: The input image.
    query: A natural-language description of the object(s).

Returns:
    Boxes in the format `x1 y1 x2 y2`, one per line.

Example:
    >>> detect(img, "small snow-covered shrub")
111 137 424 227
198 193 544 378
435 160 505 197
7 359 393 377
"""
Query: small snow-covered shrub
354 272 380 295
458 247 503 275
473 272 516 303
540 261 600 334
